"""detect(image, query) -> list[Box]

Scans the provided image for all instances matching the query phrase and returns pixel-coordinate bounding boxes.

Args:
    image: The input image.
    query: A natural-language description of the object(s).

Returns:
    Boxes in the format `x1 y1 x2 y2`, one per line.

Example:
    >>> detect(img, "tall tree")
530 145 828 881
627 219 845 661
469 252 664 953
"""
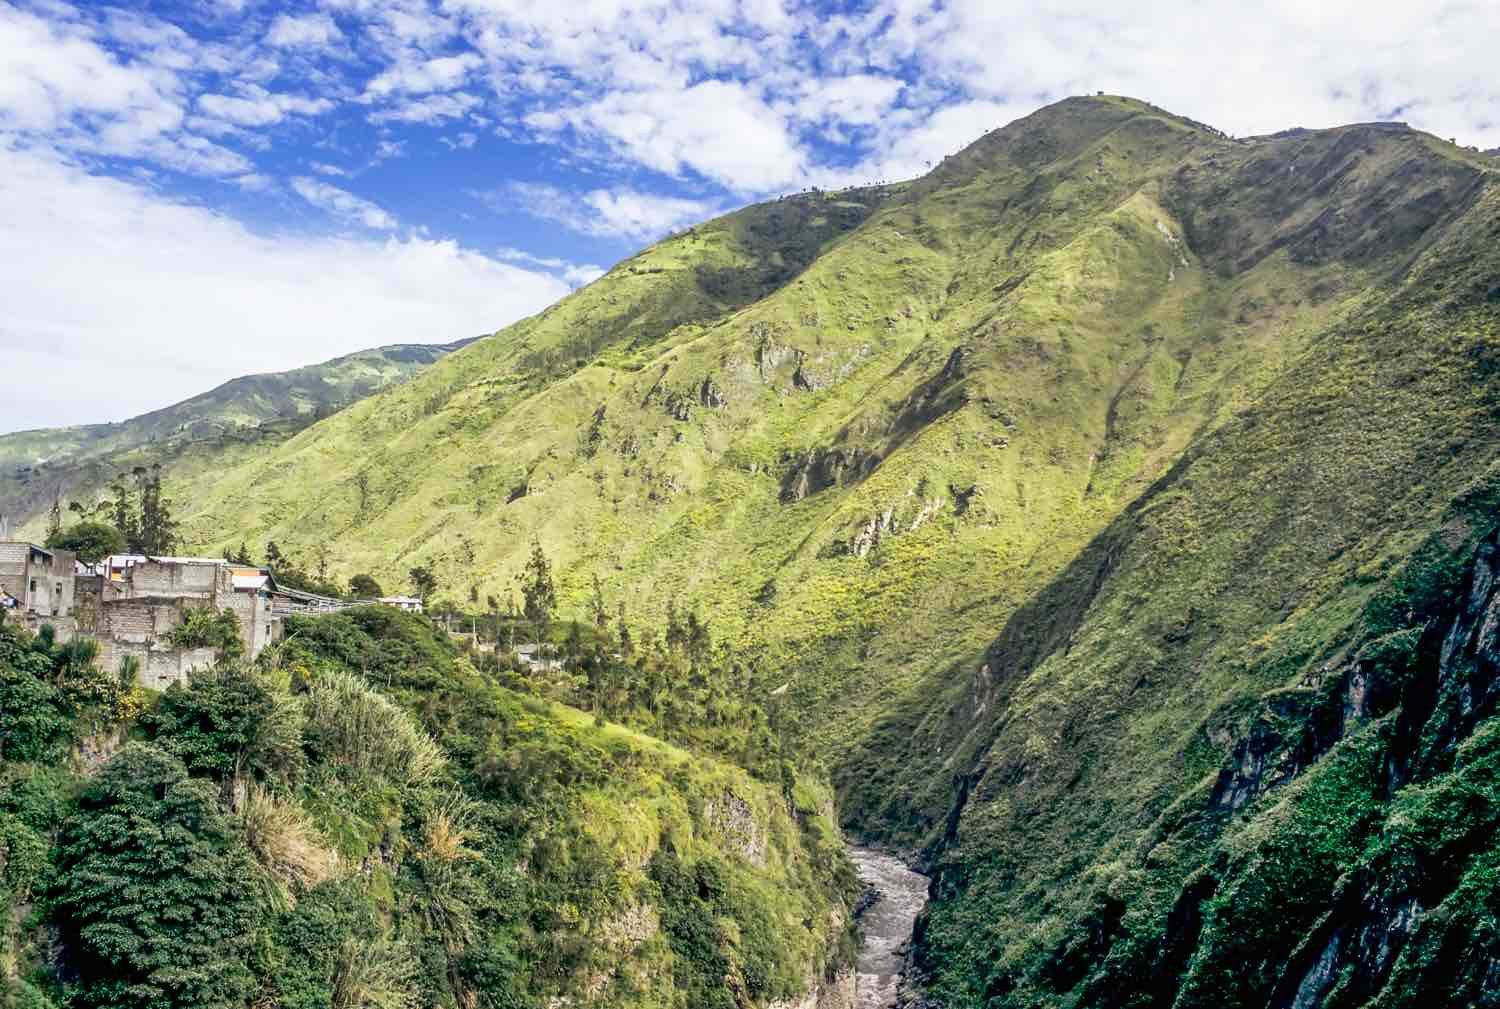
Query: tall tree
589 573 609 634
108 477 140 552
349 573 384 598
54 743 261 1009
409 566 438 602
136 464 178 555
516 539 557 644
45 493 62 542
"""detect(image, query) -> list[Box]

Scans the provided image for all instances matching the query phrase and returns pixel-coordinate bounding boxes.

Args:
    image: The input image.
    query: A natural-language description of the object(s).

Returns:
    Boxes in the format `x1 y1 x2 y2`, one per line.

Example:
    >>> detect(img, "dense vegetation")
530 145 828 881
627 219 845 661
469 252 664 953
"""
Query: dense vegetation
0 609 855 1008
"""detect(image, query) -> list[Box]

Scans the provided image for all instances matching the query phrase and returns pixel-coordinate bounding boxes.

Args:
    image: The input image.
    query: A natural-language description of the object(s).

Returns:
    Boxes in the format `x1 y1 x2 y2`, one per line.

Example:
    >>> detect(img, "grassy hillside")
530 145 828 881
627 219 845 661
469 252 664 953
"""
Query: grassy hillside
97 94 1500 1005
1 339 475 537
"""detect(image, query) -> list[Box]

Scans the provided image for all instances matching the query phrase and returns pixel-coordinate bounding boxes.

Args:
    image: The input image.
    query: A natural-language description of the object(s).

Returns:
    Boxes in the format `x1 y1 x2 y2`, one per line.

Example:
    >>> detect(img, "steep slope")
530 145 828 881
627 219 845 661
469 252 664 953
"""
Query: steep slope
133 94 1500 1005
166 97 1477 749
843 174 1500 1005
0 338 476 535
0 608 856 1008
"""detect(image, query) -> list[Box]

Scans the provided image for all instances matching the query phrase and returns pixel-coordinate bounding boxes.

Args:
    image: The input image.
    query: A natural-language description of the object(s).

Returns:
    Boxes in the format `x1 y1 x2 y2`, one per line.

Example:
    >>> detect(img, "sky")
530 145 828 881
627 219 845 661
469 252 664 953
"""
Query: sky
2 0 1498 432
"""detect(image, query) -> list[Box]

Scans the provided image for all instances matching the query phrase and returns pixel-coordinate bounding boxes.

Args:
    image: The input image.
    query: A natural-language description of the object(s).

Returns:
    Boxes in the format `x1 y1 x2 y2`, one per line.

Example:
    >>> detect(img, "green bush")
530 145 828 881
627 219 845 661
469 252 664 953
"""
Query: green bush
52 743 262 1009
168 607 244 660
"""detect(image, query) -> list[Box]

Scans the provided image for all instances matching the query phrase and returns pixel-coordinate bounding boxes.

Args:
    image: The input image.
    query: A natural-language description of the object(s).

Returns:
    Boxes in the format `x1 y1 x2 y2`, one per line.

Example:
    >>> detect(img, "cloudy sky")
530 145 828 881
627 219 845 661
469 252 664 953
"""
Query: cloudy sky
2 0 1497 431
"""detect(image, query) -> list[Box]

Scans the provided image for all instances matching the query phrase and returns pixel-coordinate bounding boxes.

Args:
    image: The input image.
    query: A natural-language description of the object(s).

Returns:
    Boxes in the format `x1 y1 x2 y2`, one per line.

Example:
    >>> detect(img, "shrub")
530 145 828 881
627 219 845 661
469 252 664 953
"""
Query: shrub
169 607 244 660
53 743 262 1009
303 670 446 785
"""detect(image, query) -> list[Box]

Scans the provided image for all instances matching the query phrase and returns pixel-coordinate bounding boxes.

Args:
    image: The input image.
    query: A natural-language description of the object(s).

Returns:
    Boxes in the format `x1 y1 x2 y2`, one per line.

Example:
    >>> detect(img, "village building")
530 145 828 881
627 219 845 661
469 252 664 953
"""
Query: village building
0 541 77 626
75 554 283 688
378 595 425 613
2 544 284 690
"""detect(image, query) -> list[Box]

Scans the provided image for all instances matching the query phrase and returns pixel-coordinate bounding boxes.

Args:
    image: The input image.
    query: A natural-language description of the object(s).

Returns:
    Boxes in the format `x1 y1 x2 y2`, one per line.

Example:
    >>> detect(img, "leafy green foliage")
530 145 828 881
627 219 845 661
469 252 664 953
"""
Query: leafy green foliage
53 743 261 1009
43 521 124 565
168 607 244 660
348 573 383 598
145 667 295 782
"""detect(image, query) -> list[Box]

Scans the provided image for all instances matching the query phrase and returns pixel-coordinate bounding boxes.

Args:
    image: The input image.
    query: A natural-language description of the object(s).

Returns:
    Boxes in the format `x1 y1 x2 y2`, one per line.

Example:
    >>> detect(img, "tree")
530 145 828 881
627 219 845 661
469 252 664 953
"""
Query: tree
349 574 384 599
54 743 261 1009
515 540 556 643
665 597 687 654
616 600 633 658
107 478 140 552
589 573 609 634
46 521 125 565
45 494 62 542
147 666 301 785
409 566 438 602
136 464 178 555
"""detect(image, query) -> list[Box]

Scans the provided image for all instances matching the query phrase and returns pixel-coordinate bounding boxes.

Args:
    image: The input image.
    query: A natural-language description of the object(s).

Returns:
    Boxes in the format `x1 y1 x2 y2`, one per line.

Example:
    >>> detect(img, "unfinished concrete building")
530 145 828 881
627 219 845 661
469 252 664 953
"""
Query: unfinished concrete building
0 541 77 629
2 544 282 690
74 555 282 689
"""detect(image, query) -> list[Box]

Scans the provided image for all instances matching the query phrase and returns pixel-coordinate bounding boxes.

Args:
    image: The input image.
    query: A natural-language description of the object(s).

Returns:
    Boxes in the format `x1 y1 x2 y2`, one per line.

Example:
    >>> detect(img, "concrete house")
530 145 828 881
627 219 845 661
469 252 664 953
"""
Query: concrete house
0 541 77 627
73 554 283 688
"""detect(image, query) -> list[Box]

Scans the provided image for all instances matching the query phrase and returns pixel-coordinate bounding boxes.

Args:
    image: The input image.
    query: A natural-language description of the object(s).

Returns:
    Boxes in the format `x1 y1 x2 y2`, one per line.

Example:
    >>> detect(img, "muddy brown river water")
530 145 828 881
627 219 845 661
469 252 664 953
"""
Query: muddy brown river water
849 847 930 1009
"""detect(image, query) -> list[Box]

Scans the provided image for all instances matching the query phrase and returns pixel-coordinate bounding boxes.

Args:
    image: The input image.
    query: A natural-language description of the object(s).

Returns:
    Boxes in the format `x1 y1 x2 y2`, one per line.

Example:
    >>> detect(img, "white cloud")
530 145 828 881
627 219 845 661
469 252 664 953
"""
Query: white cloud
265 12 343 48
497 182 716 240
562 263 606 286
537 80 805 191
364 53 482 98
0 8 173 135
0 146 569 430
370 92 480 124
495 246 606 287
310 161 349 176
291 177 398 229
439 130 478 150
197 85 334 127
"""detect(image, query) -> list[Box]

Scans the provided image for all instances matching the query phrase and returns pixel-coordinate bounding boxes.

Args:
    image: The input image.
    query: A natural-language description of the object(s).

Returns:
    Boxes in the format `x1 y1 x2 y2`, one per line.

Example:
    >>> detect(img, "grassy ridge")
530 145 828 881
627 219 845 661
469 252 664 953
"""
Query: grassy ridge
2 339 475 536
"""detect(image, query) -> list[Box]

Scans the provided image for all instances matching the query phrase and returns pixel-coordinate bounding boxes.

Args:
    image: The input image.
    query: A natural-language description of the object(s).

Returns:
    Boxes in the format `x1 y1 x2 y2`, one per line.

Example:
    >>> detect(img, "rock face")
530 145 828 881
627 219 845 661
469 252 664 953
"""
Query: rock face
915 524 1500 1008
704 791 768 867
770 971 856 1009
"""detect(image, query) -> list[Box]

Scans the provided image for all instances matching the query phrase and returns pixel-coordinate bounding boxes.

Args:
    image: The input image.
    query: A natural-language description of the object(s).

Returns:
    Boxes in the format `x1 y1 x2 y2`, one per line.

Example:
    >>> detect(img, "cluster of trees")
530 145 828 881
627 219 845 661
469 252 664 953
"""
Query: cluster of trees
443 542 794 781
43 464 178 561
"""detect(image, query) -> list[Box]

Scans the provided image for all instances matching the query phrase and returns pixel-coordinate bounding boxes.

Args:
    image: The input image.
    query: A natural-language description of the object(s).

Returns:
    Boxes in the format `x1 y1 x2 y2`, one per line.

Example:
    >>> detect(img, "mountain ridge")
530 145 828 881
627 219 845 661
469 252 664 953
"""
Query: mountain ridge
19 93 1500 1007
1 337 479 535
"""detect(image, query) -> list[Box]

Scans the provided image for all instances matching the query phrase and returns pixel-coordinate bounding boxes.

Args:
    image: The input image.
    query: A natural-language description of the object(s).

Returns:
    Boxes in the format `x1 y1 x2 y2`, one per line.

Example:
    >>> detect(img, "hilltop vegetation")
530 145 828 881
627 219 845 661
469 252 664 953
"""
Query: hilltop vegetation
13 94 1500 1006
1 340 474 538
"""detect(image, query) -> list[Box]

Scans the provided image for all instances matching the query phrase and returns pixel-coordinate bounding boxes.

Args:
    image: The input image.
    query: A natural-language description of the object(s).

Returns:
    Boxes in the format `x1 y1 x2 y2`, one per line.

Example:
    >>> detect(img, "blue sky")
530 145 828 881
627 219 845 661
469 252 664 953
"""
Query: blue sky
2 0 1498 430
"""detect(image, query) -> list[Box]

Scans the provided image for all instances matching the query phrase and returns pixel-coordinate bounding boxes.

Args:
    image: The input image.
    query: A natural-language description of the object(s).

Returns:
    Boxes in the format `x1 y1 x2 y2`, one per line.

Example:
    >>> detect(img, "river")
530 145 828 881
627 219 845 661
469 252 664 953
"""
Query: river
849 847 930 1009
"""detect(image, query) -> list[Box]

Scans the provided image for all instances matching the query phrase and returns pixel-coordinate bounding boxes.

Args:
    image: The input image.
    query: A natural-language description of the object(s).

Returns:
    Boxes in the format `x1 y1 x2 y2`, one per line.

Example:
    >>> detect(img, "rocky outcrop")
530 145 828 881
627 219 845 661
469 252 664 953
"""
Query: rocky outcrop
704 791 767 867
768 970 856 1009
780 447 878 503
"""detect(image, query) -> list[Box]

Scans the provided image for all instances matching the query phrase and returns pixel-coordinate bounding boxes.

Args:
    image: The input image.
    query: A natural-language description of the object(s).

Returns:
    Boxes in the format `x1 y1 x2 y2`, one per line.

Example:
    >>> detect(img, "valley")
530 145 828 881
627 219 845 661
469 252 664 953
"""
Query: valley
4 93 1500 1008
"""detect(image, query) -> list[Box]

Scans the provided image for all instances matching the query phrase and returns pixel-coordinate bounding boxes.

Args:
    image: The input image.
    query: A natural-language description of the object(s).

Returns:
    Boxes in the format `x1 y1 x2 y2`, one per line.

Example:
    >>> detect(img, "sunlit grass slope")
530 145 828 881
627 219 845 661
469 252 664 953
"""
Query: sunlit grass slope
3 339 474 536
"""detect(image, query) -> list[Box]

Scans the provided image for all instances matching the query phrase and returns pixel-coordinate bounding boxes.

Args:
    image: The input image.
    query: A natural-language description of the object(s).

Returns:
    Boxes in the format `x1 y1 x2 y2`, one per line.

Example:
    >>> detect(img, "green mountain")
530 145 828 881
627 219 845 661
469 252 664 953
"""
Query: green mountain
0 338 476 537
16 94 1500 1007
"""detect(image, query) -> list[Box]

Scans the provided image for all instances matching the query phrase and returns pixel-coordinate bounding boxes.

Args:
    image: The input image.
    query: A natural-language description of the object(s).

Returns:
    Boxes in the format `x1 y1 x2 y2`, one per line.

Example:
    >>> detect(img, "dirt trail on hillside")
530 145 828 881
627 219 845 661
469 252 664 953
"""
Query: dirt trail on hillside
850 847 929 1009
